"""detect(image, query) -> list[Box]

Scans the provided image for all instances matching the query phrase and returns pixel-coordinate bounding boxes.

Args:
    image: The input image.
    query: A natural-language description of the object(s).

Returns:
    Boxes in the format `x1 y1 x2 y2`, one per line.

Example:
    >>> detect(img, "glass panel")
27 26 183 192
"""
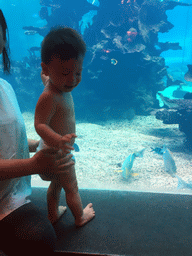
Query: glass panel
1 0 192 193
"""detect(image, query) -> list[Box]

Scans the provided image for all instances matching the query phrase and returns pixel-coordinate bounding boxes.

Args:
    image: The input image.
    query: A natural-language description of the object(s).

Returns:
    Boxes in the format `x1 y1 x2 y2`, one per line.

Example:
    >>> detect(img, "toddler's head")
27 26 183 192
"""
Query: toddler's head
41 27 86 92
41 27 86 64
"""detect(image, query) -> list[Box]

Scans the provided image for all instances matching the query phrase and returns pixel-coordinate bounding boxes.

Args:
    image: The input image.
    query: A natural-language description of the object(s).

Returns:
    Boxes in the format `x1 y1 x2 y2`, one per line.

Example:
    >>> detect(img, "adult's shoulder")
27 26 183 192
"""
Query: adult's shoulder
0 78 16 93
0 78 7 84
0 78 13 90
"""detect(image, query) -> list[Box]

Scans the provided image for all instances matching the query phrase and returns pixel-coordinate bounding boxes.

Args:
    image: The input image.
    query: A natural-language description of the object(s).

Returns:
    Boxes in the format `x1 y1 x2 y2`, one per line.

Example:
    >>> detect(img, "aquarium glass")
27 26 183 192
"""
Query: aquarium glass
1 0 192 194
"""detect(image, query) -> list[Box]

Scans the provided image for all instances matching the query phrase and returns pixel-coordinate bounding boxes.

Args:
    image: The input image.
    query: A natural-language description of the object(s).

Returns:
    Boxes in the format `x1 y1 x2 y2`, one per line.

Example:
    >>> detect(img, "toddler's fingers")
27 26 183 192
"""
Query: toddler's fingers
59 140 74 149
68 145 74 150
61 149 71 154
64 153 74 160
63 144 74 150
71 133 77 138
65 133 77 140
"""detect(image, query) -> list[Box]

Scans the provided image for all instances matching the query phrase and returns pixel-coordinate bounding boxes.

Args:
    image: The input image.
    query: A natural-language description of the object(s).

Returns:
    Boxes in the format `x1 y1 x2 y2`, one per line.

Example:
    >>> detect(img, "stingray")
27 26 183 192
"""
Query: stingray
158 92 192 109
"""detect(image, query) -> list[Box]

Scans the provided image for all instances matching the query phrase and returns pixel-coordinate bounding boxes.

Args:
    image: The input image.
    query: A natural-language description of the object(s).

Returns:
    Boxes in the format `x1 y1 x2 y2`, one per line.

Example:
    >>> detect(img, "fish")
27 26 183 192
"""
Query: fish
100 55 108 60
24 30 37 36
163 146 177 177
122 148 145 180
176 175 192 190
162 146 192 191
87 0 100 7
184 64 192 82
29 47 41 52
157 92 192 110
73 143 80 152
151 147 163 155
157 93 179 108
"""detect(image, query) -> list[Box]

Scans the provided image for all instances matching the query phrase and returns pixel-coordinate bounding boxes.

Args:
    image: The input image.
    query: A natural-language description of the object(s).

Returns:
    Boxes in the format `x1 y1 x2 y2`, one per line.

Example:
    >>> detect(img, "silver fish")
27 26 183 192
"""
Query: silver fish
176 175 192 190
151 147 163 155
24 30 37 36
163 146 177 177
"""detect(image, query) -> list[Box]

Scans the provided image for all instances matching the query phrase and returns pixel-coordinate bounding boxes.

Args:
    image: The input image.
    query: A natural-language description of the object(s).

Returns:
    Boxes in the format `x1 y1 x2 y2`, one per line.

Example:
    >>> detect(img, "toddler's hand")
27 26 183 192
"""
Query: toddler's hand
59 133 77 153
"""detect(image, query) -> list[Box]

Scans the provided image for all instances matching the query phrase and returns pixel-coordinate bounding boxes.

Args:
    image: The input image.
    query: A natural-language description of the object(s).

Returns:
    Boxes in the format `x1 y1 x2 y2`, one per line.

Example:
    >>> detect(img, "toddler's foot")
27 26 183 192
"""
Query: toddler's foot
48 206 67 224
75 203 95 227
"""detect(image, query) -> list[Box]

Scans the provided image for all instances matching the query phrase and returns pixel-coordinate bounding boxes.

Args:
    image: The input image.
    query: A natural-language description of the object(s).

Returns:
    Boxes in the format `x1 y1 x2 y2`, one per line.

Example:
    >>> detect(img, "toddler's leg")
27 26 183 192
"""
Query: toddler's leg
58 165 95 226
47 180 67 224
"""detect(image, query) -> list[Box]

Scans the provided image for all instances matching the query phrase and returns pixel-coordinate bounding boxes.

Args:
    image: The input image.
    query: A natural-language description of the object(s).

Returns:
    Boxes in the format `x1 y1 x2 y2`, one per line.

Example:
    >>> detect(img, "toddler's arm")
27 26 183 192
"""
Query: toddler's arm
35 90 76 152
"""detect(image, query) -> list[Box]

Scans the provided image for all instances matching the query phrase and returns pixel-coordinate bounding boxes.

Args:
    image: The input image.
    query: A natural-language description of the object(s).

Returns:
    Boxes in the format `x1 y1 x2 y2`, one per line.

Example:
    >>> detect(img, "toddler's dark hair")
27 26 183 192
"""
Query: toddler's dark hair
41 27 86 64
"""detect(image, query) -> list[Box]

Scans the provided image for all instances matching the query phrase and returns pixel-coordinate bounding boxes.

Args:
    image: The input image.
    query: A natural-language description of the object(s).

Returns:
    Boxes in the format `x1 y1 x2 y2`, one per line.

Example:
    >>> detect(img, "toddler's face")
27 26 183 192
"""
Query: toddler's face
42 56 83 93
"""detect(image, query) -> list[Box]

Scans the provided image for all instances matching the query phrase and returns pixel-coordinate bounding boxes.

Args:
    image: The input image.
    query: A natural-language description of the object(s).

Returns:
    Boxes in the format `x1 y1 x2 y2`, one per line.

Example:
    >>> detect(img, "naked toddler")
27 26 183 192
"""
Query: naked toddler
35 27 95 226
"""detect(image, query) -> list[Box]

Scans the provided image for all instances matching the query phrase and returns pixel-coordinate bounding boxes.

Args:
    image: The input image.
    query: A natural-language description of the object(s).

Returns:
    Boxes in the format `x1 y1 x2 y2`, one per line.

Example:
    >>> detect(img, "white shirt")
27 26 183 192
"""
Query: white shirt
0 78 31 220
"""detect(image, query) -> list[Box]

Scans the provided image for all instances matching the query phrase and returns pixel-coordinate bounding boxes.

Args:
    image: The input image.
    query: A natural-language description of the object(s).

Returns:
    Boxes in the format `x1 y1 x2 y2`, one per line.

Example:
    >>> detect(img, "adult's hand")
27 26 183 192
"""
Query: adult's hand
33 147 74 176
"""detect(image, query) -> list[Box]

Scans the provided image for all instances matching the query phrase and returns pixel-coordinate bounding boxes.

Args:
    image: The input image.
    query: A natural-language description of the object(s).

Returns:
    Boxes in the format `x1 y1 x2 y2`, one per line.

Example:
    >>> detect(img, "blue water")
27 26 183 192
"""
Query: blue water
1 0 44 60
159 5 192 66
1 0 192 192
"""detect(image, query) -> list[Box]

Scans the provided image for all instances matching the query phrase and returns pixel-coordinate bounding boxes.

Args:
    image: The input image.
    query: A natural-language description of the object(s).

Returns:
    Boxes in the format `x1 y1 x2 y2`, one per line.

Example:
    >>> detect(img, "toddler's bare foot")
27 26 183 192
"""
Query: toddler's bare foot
75 203 95 227
48 206 67 224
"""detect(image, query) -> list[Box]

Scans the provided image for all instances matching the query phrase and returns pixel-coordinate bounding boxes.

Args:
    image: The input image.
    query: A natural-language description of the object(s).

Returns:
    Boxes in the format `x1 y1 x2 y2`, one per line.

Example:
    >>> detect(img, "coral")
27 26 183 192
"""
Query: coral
79 10 98 34
155 109 182 124
155 101 192 145
18 0 192 120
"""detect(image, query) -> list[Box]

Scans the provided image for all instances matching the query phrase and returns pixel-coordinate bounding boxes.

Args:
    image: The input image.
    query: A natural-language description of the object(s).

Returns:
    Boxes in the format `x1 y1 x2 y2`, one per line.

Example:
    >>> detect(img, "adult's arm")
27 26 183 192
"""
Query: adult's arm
0 148 74 181
0 157 38 180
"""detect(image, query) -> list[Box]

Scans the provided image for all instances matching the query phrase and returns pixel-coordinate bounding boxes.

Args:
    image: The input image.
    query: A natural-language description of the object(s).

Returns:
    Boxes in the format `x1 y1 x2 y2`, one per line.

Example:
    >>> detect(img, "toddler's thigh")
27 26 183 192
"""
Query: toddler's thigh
58 164 78 191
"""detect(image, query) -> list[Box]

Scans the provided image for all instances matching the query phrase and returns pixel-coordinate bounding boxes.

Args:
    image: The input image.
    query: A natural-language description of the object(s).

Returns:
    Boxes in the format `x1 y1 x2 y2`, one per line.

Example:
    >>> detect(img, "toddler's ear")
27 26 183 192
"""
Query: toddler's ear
41 62 49 76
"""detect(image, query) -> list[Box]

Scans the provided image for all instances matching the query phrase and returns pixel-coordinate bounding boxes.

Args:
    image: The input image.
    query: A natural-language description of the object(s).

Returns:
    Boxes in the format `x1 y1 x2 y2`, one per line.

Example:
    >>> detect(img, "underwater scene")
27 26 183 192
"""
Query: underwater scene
1 0 192 193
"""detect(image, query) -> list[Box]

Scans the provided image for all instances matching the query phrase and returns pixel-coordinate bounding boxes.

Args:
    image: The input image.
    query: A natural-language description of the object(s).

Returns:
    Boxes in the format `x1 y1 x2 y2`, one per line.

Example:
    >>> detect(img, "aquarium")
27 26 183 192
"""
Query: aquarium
1 0 192 194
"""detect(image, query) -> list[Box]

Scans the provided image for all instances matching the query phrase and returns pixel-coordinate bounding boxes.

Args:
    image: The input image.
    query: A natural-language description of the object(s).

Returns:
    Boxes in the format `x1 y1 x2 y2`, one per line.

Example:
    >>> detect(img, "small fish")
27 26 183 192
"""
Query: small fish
163 146 176 177
122 148 145 180
151 147 163 155
24 30 37 36
176 175 192 190
100 55 108 61
29 47 41 52
73 143 80 152
184 64 192 82
157 93 178 108
87 0 100 7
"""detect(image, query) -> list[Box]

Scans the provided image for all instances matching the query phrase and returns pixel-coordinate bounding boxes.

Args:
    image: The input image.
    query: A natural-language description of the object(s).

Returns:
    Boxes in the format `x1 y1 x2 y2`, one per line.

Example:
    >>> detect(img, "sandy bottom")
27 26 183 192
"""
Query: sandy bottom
23 112 192 194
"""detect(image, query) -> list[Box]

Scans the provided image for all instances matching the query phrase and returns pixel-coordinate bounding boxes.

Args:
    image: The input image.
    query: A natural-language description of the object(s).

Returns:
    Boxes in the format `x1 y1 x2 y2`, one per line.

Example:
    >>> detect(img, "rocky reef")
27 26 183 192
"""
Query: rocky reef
11 0 192 120
155 92 192 146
